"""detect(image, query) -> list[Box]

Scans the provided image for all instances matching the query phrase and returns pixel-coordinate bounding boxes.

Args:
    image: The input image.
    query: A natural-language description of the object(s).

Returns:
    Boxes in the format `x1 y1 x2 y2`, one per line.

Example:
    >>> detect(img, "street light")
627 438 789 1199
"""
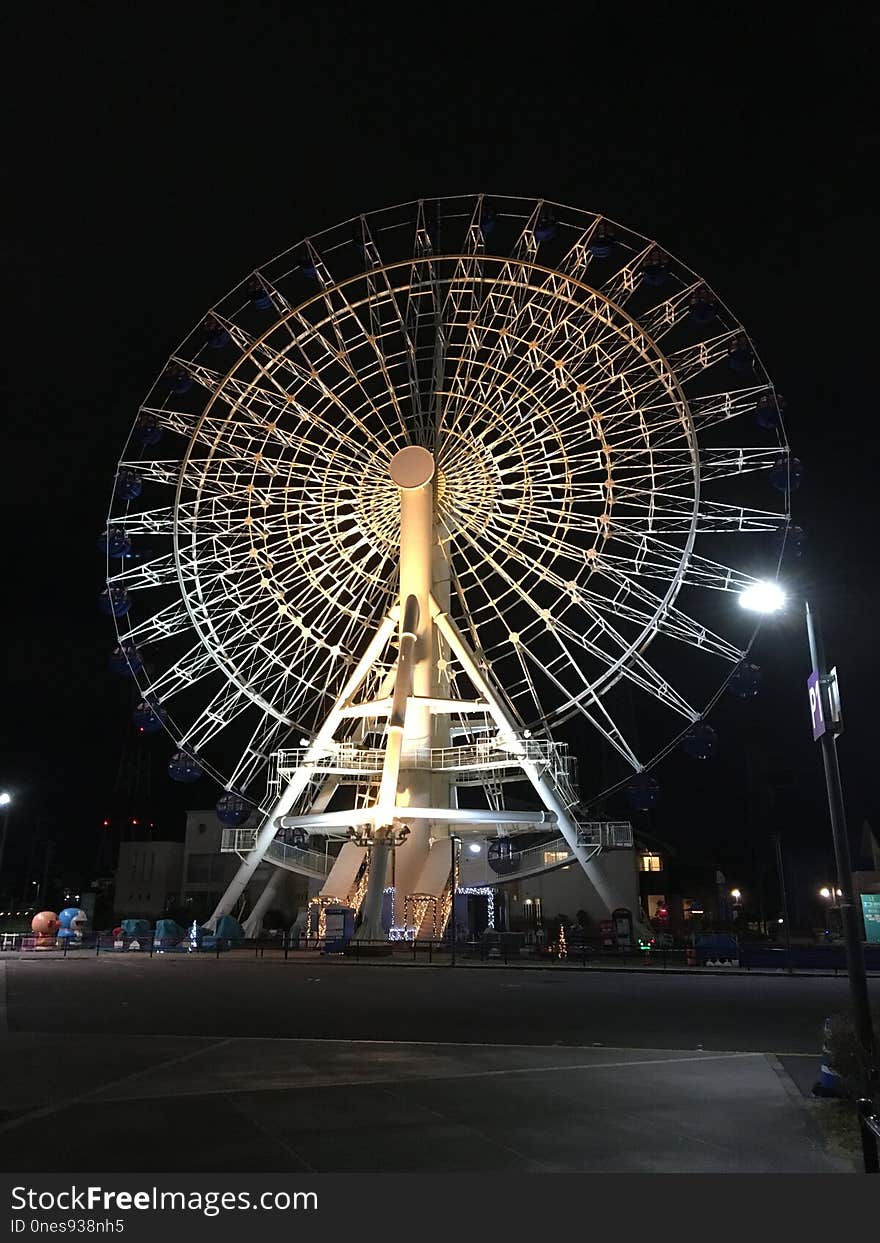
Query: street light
740 582 879 1133
730 888 742 901
0 792 12 888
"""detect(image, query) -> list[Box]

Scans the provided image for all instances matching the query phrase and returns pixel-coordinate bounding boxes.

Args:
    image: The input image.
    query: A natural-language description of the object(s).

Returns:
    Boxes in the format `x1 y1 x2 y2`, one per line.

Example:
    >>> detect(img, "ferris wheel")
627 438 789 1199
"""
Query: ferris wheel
103 194 793 934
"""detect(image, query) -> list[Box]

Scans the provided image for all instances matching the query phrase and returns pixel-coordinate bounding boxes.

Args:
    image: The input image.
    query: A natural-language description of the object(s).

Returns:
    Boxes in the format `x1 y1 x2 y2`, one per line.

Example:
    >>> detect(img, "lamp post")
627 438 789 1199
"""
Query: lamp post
449 833 459 967
741 583 879 1161
0 793 11 890
819 886 843 938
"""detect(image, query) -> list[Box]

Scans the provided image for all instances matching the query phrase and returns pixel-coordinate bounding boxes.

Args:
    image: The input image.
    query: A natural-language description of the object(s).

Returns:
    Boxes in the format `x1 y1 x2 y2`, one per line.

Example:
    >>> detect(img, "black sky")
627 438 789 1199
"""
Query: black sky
4 5 879 895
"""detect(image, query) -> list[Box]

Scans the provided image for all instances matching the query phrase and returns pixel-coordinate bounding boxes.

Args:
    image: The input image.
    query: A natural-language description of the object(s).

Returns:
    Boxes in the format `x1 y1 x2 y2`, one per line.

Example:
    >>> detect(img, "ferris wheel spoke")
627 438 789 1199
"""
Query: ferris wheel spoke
611 446 779 490
225 711 297 795
143 643 220 703
597 241 659 308
587 561 745 662
515 638 643 770
456 524 700 715
355 213 432 443
597 531 757 594
640 278 706 340
121 602 194 648
441 202 560 433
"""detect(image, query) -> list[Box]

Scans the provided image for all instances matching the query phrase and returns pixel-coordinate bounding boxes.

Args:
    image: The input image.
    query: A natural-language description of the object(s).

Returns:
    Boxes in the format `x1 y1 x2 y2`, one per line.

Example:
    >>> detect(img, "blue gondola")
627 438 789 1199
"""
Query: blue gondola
479 203 497 236
98 527 132 559
168 751 203 783
534 212 557 242
133 412 162 448
588 223 615 259
202 316 229 349
98 586 131 617
165 365 193 395
299 250 319 279
681 722 717 760
727 333 753 374
133 700 167 733
109 644 143 676
247 276 273 310
728 661 761 699
115 470 143 502
756 392 787 431
688 287 717 324
626 773 659 812
773 523 806 561
487 836 518 875
642 247 669 286
770 456 803 492
216 792 252 826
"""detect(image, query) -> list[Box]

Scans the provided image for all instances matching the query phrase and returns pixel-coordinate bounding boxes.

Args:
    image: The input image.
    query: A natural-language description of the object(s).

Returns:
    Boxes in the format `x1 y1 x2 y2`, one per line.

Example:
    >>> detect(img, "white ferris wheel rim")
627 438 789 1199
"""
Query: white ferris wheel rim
106 193 791 806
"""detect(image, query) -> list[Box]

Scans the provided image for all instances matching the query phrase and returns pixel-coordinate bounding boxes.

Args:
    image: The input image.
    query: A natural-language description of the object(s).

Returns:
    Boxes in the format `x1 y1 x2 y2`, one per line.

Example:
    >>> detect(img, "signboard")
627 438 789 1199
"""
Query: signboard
807 670 826 740
860 893 880 944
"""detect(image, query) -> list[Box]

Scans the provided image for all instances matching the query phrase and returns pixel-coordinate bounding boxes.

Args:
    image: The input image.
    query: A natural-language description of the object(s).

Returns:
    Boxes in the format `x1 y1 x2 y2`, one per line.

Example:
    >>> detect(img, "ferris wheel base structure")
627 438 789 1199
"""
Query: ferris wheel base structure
208 449 641 941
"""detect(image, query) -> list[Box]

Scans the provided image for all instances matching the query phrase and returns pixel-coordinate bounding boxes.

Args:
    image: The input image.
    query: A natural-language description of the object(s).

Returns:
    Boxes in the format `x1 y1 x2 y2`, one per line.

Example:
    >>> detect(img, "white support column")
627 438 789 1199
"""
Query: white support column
384 447 439 914
206 610 398 928
242 867 287 939
431 598 620 915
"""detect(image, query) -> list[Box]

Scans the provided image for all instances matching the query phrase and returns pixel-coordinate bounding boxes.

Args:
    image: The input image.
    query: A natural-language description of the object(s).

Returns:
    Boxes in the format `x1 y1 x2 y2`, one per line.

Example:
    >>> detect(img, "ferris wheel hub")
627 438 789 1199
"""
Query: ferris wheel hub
389 445 435 490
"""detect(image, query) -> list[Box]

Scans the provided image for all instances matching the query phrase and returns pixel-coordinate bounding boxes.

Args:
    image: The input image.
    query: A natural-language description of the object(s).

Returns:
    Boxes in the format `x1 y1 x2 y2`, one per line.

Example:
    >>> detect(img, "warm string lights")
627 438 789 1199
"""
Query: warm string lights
457 886 496 930
308 895 340 939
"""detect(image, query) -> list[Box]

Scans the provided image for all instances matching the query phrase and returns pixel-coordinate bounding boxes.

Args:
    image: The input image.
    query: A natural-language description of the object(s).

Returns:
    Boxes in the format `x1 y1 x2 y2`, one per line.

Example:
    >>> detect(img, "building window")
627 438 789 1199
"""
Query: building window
543 850 569 866
639 853 662 873
646 894 666 919
186 853 224 883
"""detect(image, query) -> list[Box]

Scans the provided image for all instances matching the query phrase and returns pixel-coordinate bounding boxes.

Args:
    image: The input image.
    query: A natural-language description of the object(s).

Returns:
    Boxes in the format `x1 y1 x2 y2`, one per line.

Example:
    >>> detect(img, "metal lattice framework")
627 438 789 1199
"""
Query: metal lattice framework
106 194 790 810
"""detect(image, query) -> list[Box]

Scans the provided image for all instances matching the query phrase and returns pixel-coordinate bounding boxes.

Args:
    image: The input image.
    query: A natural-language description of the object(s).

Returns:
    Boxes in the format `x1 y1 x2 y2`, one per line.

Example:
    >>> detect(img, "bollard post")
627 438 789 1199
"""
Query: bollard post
96 936 100 958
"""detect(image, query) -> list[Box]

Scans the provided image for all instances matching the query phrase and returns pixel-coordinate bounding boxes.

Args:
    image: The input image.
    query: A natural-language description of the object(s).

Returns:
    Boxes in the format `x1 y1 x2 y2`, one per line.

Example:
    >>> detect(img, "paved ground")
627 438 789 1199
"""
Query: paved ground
2 957 873 1173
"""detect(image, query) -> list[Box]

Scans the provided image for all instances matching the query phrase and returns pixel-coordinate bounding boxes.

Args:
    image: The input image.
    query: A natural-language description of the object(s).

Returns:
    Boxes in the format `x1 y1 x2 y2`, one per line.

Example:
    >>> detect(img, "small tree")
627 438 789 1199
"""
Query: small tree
822 1009 880 1096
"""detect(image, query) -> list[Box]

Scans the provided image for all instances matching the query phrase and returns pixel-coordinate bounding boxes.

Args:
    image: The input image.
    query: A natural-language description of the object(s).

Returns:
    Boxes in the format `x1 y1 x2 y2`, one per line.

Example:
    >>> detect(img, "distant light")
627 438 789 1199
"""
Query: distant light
738 580 786 615
777 918 784 924
468 843 481 854
819 886 831 899
0 792 11 806
731 888 742 900
132 818 138 826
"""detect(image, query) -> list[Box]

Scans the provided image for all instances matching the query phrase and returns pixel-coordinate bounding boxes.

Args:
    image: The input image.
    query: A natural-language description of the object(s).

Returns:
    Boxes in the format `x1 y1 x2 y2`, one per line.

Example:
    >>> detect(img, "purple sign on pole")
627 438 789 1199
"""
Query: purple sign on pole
807 670 826 741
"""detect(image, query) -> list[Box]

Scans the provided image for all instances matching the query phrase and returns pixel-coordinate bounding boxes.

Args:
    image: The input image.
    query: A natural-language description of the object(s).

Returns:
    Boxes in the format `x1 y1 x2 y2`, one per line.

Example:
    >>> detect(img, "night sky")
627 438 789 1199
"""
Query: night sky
4 6 878 907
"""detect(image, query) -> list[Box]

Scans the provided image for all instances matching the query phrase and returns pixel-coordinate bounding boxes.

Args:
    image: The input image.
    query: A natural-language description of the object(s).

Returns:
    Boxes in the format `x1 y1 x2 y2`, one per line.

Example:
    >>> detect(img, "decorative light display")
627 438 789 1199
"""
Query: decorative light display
456 886 496 931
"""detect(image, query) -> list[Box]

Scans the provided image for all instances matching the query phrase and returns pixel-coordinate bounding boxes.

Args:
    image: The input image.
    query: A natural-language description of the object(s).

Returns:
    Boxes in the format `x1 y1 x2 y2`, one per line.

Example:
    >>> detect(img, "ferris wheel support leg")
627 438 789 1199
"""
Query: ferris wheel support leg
430 599 620 916
242 866 287 939
354 833 392 942
205 611 399 930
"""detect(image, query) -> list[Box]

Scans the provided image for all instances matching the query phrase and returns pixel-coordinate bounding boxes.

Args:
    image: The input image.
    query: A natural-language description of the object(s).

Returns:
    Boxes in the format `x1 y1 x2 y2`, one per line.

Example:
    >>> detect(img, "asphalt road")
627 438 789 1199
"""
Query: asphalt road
5 955 877 1052
2 958 871 1173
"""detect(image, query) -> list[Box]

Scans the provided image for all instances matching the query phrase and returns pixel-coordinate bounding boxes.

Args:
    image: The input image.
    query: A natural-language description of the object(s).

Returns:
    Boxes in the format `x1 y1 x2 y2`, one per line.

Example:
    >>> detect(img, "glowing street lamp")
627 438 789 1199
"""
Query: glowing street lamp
0 792 12 886
739 581 879 1143
737 580 786 615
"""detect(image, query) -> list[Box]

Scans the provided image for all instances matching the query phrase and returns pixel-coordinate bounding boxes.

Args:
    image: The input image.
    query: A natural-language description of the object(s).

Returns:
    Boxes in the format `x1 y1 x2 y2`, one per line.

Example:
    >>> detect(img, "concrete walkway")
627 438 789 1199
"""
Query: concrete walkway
0 1034 853 1173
